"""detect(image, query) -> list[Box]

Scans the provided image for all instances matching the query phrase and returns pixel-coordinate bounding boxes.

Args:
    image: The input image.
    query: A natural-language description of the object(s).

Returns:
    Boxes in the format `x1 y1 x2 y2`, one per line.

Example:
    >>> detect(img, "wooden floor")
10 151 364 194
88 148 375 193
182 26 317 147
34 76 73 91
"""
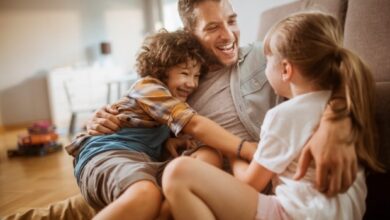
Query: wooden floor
0 128 80 217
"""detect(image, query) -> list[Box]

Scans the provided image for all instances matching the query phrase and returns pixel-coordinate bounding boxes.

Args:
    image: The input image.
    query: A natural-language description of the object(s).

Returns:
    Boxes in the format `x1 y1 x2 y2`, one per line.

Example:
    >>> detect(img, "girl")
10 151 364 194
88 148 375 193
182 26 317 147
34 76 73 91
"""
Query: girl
65 29 256 220
162 12 384 220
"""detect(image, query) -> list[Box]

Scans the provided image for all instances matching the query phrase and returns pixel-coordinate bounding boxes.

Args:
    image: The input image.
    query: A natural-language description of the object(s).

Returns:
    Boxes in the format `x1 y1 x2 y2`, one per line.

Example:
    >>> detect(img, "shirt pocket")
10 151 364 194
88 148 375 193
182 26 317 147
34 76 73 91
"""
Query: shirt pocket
240 67 268 96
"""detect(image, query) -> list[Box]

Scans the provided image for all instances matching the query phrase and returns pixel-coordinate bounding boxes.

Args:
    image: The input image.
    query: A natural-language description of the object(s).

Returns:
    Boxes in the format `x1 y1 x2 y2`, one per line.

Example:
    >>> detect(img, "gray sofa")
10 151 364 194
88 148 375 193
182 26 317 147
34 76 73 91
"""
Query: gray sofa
257 0 390 219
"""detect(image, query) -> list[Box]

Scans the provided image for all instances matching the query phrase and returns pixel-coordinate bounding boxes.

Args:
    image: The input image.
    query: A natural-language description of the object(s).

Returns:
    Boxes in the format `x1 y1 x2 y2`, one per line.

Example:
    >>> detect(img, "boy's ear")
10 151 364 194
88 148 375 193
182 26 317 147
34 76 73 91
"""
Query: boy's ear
281 59 293 82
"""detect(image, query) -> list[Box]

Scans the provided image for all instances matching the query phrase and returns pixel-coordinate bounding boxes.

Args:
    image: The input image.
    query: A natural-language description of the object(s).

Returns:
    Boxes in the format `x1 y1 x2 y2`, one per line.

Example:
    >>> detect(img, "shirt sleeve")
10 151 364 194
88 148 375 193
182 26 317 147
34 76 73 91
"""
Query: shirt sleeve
253 109 301 174
132 77 196 136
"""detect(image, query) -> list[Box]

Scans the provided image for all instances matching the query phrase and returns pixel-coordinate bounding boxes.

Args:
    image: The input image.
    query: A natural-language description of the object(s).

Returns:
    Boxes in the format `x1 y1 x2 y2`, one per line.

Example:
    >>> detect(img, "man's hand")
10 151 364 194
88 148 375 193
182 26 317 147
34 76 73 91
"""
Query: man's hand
294 116 358 197
86 105 121 135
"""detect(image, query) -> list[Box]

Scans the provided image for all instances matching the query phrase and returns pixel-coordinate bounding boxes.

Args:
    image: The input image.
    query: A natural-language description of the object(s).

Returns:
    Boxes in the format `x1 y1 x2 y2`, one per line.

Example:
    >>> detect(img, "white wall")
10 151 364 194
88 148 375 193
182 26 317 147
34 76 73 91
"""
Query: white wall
0 0 145 126
230 0 296 46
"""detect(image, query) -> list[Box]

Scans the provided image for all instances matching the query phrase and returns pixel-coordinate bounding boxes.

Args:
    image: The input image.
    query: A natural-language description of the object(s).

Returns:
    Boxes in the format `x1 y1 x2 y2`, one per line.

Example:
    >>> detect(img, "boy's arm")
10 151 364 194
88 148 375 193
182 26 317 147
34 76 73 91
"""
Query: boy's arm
294 103 358 197
183 114 257 161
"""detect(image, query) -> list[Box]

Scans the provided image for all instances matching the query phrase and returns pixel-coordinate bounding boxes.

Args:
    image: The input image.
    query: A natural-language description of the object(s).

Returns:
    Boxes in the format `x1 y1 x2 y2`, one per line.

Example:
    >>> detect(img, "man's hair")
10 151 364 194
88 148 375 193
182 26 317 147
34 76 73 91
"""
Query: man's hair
136 29 206 81
178 0 220 29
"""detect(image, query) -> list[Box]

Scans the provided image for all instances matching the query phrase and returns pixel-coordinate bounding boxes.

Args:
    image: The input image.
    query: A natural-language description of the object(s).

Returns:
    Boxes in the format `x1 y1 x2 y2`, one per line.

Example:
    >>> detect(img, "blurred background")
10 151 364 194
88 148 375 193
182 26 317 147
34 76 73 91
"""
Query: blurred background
0 0 295 133
0 0 295 217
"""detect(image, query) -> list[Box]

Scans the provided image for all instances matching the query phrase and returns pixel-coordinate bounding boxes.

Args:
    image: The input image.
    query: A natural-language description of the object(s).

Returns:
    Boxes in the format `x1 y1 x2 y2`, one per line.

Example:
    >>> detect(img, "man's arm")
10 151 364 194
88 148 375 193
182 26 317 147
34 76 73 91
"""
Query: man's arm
86 105 121 135
294 102 358 197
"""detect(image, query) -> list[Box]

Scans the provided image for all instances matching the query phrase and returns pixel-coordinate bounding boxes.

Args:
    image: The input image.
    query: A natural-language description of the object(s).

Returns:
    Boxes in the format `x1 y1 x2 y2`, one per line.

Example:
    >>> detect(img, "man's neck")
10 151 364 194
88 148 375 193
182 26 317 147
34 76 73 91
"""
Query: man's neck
208 64 225 72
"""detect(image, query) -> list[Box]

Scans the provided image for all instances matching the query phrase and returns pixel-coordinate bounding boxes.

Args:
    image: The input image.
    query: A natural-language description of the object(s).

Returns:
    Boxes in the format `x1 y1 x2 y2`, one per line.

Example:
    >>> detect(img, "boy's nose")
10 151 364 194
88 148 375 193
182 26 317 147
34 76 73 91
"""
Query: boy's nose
185 78 197 88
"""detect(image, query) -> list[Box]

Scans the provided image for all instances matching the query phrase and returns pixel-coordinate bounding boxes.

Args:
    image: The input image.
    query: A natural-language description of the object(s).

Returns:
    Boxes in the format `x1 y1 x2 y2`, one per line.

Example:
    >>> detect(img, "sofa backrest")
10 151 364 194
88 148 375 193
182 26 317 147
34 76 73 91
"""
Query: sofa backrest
257 0 348 41
343 0 390 169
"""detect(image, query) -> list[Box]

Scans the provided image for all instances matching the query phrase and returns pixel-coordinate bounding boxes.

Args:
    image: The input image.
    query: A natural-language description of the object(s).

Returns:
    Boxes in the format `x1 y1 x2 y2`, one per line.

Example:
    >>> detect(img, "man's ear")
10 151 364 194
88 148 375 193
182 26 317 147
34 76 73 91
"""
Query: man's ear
281 59 293 82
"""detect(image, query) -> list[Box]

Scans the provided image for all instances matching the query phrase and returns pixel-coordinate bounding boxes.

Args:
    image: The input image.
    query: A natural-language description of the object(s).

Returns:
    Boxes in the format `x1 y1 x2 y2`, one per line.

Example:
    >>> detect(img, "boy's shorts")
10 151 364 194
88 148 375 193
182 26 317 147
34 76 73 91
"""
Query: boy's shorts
77 150 166 210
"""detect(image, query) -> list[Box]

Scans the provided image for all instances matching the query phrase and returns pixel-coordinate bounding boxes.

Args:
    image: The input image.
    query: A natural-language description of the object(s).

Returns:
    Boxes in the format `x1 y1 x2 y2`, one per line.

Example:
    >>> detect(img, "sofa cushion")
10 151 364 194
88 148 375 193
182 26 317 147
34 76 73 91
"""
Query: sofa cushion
344 0 390 82
343 0 390 168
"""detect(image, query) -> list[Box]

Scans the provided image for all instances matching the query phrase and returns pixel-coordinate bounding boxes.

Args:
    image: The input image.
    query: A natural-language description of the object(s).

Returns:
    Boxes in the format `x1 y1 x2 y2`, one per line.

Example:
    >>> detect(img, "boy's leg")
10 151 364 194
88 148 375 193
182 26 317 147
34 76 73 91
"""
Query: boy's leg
94 180 162 220
78 150 165 219
162 157 259 220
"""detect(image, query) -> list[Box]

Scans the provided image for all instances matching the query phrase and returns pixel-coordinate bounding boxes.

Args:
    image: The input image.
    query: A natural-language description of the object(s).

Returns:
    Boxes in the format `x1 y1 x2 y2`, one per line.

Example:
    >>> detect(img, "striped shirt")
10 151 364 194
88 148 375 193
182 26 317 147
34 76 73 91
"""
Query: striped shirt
65 76 196 157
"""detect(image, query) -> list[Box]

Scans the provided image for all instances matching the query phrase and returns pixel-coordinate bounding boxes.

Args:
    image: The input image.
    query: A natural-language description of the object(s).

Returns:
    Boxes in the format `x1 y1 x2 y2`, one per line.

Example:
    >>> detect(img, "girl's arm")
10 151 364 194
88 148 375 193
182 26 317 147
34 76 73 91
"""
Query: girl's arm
183 114 257 161
231 158 274 192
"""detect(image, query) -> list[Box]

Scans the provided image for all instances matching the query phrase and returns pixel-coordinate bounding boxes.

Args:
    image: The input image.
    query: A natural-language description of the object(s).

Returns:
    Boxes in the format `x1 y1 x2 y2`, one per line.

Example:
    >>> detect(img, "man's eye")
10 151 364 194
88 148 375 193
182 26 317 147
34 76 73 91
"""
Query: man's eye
206 25 218 31
229 19 237 25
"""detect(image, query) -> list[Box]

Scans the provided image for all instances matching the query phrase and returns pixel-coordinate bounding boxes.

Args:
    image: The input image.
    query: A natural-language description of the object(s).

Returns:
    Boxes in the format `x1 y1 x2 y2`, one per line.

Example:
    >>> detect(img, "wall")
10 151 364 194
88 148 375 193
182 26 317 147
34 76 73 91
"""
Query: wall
230 0 296 45
0 0 145 126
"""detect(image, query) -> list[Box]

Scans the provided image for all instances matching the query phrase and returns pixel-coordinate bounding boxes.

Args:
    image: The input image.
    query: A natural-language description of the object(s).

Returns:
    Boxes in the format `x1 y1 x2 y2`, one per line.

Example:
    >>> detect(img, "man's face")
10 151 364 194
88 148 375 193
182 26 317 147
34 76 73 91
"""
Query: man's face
191 0 240 68
166 59 201 102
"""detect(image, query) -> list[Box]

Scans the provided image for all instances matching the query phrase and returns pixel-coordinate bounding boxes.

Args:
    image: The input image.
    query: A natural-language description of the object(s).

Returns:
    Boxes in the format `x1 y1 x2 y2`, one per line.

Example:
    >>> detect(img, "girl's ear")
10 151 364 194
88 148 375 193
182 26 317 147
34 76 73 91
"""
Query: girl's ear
281 59 293 82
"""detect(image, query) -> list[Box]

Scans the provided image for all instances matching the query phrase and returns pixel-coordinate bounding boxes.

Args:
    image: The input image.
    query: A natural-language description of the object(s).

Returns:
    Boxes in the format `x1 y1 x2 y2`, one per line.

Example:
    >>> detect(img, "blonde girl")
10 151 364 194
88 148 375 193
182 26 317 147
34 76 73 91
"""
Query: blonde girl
162 11 383 220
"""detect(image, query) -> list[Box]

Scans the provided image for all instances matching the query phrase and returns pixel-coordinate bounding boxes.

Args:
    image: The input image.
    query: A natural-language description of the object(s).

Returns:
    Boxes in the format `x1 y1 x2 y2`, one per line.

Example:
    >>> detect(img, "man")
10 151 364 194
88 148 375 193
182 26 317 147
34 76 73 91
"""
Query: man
5 0 357 219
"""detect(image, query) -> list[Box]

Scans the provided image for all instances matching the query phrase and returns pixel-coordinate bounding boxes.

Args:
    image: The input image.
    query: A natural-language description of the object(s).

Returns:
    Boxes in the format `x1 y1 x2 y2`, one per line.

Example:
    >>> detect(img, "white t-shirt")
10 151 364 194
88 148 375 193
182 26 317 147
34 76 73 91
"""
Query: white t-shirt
254 91 367 220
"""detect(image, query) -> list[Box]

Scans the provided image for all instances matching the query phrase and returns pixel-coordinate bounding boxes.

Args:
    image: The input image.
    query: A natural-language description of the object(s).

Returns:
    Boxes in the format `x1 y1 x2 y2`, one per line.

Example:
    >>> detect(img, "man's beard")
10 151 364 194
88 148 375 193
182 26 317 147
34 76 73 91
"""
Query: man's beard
202 48 228 70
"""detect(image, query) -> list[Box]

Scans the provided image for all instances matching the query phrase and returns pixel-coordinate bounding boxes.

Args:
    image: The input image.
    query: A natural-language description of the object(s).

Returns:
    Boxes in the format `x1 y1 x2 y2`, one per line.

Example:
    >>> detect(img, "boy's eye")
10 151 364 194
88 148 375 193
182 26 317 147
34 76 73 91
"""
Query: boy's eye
181 72 189 76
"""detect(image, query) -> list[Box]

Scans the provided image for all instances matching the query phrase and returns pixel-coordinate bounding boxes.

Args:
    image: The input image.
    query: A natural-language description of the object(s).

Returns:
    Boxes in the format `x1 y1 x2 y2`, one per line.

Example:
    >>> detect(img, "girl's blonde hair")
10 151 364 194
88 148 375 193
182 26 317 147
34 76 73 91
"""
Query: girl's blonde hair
263 11 384 172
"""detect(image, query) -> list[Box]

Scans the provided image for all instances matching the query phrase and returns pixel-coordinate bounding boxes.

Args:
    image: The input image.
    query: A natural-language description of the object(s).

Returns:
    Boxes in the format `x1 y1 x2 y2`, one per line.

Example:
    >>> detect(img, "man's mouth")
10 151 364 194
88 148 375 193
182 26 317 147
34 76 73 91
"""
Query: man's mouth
216 42 236 56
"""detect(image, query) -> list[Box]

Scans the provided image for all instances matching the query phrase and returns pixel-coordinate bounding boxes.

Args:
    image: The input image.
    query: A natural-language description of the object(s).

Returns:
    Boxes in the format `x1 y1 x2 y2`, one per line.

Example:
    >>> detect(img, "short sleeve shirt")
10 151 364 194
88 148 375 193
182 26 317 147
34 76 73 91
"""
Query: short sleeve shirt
65 76 196 157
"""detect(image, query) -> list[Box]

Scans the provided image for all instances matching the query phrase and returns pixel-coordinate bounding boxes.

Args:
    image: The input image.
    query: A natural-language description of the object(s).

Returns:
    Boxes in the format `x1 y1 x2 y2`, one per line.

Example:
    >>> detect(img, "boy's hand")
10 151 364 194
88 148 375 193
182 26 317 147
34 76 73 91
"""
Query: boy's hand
294 115 358 197
86 105 121 135
165 137 197 157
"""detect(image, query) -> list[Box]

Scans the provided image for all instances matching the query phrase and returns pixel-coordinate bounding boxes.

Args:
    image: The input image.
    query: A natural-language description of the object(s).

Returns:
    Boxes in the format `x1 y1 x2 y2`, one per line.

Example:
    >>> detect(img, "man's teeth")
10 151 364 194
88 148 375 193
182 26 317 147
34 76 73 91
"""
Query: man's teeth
217 43 234 50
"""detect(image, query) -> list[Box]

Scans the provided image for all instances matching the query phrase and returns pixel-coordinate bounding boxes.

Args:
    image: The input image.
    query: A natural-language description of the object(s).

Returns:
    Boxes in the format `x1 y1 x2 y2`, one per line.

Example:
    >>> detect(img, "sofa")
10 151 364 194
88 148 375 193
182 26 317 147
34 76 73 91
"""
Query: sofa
257 0 390 219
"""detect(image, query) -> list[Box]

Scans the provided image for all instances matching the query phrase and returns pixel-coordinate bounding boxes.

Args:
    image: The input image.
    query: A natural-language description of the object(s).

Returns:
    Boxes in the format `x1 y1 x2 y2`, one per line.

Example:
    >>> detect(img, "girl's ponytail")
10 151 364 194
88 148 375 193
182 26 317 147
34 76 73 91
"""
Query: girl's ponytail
338 48 384 172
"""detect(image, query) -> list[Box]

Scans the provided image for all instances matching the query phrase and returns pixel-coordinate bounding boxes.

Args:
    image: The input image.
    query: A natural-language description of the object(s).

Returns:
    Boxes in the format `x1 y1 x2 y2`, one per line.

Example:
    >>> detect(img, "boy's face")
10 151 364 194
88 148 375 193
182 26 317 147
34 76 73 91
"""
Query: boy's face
191 0 240 68
166 59 201 102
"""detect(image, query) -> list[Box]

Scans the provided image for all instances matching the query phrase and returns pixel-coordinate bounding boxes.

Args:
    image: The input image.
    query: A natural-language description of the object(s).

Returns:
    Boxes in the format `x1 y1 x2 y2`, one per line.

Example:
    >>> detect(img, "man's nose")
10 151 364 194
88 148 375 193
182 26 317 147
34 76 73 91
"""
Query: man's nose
220 23 234 41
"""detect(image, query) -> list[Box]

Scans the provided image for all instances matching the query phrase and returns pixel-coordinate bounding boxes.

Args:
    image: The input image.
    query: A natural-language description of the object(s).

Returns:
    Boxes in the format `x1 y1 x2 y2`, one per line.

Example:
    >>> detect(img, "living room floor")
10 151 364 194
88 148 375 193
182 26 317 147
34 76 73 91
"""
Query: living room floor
0 128 80 217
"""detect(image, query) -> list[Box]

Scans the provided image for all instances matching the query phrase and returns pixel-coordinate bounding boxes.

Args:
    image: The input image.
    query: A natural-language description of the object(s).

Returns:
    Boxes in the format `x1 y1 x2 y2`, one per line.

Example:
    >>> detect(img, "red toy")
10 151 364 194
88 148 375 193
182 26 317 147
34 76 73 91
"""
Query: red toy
7 120 62 157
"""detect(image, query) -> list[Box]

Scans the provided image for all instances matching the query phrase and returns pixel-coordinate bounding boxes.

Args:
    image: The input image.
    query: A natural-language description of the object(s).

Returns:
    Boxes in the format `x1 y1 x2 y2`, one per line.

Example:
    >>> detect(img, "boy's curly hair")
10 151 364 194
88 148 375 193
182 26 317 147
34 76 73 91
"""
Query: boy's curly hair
136 29 207 81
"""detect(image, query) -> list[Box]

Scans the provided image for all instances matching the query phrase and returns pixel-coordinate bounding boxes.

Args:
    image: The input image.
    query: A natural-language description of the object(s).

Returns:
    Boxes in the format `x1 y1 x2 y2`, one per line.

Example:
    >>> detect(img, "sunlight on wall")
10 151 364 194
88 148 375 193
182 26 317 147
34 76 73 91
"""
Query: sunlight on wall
104 8 144 71
162 0 182 31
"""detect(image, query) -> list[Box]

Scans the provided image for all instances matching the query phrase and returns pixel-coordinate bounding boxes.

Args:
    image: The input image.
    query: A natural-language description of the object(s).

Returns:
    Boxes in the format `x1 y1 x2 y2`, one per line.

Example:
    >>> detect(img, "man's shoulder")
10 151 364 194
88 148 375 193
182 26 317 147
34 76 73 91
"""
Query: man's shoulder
239 42 264 60
237 42 266 81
